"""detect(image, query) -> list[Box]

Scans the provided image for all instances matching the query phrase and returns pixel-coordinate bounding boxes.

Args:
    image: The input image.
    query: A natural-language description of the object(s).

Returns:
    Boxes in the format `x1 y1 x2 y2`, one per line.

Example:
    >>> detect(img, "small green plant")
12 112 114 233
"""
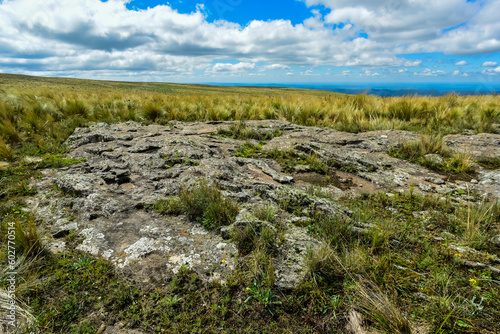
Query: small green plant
72 255 95 270
38 154 86 169
159 294 182 307
245 279 282 314
234 141 262 158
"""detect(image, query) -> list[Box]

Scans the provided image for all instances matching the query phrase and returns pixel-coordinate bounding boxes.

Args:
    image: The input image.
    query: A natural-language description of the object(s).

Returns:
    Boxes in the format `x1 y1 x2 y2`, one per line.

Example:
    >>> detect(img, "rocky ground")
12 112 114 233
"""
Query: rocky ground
26 120 500 292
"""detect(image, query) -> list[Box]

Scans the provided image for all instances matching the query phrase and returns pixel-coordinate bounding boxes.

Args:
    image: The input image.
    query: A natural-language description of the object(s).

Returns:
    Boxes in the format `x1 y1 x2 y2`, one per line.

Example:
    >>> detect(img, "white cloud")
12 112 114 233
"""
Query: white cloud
304 0 500 56
414 68 446 76
259 64 291 71
211 62 256 73
455 60 468 66
483 61 499 67
364 70 380 76
453 70 468 76
1 0 400 74
404 60 422 67
0 0 498 79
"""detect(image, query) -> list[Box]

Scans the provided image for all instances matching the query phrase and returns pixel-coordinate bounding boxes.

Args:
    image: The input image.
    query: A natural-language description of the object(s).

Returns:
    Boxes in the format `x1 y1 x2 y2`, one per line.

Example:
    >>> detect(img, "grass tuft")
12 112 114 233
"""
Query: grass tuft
0 139 13 161
154 180 239 230
357 282 413 334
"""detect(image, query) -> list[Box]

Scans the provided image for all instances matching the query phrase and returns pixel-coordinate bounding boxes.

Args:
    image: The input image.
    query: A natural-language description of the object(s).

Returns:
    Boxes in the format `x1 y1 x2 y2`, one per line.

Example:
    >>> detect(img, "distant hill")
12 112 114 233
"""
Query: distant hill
319 87 498 97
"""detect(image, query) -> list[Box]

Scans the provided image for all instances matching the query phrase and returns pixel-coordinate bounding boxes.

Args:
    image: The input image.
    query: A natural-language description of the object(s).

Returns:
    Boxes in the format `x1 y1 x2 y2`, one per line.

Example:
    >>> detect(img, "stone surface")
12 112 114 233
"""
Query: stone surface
424 154 444 165
27 120 500 289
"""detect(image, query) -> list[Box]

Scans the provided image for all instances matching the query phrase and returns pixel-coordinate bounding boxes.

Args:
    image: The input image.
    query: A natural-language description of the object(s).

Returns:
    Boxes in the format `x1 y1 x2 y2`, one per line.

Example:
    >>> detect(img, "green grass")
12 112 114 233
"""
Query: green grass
154 180 239 230
217 121 283 141
388 133 475 177
234 141 262 158
476 156 500 170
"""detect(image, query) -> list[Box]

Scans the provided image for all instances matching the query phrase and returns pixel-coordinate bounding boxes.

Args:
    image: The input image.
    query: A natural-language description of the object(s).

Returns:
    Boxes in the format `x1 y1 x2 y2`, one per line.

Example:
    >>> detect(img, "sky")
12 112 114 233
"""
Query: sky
1 0 500 88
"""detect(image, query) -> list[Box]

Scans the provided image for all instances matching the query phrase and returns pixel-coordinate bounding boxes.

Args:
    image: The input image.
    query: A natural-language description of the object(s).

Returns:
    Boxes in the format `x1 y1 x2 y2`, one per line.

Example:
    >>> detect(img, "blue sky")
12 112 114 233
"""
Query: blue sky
1 0 500 88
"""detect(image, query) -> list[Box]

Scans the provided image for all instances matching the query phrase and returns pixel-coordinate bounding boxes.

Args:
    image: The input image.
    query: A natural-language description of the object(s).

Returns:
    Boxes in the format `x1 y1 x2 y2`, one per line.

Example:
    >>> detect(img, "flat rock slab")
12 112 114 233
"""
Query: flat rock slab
27 120 500 288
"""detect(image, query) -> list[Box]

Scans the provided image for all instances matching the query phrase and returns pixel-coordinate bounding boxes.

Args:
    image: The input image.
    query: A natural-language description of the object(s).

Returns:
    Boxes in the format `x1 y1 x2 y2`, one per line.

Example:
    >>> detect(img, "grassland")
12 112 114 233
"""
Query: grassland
1 73 500 333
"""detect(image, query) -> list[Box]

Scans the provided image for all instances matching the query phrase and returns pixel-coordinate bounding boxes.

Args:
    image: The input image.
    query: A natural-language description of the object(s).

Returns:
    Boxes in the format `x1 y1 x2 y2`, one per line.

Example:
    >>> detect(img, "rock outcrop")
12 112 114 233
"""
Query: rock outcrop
27 120 500 288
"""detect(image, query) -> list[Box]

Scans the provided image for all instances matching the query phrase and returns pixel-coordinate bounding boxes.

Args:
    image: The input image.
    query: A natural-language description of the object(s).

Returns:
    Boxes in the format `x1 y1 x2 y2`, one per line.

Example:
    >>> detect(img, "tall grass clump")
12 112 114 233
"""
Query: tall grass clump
142 103 163 122
217 121 282 141
0 288 35 333
357 282 412 334
12 220 44 258
154 180 239 230
387 98 419 121
305 243 344 284
0 139 13 161
64 100 88 118
0 119 22 144
388 133 475 176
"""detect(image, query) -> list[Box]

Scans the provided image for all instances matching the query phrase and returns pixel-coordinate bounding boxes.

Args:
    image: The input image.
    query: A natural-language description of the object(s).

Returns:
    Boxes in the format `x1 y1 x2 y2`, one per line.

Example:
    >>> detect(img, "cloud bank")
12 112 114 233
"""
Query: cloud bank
0 0 499 79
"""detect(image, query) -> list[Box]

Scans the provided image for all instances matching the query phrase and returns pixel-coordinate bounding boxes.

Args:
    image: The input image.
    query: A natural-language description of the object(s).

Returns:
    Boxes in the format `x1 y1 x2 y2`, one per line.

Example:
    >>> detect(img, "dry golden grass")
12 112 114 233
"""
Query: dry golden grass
1 73 499 159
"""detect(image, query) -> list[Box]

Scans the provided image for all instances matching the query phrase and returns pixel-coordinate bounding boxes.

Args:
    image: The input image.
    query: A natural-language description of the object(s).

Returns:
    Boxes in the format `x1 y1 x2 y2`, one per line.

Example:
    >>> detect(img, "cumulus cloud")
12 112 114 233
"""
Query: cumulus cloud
455 60 468 65
303 0 500 56
364 70 380 76
404 60 422 67
483 61 499 67
414 68 446 76
211 62 256 73
0 0 499 78
453 70 468 76
1 0 405 75
301 69 315 75
259 64 291 71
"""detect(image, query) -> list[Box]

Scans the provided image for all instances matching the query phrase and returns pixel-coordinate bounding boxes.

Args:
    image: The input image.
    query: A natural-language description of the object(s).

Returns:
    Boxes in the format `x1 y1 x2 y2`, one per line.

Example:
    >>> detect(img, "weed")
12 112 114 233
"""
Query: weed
37 154 86 169
262 148 330 174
